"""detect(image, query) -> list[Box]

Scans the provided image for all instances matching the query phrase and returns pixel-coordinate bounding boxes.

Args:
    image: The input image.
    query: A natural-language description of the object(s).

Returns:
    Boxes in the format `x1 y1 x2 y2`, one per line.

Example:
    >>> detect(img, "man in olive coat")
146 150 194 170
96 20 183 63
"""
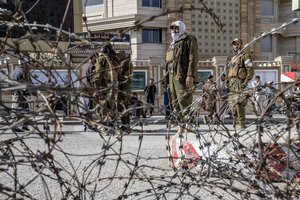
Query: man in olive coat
116 50 132 130
166 20 199 133
92 42 119 125
227 38 254 132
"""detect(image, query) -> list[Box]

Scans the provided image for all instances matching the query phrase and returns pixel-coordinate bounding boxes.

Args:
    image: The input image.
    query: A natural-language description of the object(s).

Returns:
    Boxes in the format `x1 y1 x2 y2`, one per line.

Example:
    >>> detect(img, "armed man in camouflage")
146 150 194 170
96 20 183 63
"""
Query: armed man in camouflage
227 38 254 132
92 43 132 133
92 42 119 128
116 50 132 131
166 20 199 134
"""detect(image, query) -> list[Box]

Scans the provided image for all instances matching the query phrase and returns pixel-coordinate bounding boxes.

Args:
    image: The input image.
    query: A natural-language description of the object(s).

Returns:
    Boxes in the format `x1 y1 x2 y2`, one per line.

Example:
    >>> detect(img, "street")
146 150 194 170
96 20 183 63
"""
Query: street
1 114 299 199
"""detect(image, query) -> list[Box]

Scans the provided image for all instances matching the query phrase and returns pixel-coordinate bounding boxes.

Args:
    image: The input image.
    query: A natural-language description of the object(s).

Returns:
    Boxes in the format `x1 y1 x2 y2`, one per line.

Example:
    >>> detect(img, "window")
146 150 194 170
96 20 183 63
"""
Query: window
196 70 213 90
83 0 103 7
142 29 162 43
131 71 147 90
260 35 272 52
142 0 161 8
260 0 274 15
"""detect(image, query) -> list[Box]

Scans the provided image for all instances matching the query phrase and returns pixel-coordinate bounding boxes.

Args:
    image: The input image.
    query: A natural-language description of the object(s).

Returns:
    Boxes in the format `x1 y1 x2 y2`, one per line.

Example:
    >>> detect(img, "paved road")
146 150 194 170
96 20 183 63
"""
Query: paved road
0 114 299 199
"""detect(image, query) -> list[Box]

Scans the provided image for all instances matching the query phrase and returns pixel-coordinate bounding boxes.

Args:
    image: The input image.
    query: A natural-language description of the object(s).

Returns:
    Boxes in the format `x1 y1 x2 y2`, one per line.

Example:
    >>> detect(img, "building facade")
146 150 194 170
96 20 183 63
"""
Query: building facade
83 0 299 61
82 0 168 62
83 0 298 89
0 0 297 115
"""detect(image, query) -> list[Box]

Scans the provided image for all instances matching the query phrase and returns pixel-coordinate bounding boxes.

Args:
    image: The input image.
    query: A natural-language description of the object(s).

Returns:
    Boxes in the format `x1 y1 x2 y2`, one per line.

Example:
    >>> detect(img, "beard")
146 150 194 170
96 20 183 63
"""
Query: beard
171 33 180 42
233 48 239 53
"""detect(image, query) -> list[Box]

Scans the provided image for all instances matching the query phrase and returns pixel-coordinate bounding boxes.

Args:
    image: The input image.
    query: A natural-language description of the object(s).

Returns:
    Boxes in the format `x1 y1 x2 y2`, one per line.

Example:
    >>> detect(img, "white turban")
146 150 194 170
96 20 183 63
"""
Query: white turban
170 21 186 44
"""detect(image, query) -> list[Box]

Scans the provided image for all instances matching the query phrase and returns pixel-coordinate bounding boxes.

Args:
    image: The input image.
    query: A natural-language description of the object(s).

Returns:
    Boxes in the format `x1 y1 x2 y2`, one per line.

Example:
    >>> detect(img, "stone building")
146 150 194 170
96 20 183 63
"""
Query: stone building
81 0 299 110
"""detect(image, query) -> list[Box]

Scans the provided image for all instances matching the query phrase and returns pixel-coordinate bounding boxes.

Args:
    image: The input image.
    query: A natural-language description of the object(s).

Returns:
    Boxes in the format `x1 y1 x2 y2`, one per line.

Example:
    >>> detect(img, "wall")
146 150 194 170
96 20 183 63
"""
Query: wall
106 0 138 17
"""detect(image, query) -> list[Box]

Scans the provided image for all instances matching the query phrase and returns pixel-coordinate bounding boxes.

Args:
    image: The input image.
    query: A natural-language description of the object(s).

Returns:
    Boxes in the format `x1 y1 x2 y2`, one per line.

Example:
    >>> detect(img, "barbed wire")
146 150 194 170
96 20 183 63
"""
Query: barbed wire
0 1 299 200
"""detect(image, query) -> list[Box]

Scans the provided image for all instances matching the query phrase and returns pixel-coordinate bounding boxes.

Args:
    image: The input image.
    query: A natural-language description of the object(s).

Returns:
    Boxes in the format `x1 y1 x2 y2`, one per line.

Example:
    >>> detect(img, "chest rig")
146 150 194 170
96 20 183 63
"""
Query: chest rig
228 54 247 80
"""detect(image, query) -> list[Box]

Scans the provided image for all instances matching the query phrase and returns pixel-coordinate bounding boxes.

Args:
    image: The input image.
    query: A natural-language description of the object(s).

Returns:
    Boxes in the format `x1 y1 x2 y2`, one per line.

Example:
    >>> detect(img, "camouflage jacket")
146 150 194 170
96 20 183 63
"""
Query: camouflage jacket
92 53 120 88
167 33 199 83
118 59 132 83
228 52 254 84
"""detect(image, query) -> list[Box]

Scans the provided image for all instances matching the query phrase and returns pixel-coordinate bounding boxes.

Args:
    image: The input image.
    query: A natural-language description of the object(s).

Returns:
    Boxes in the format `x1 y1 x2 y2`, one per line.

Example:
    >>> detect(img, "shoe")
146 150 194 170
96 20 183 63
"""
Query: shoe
84 123 93 132
43 125 50 131
12 127 25 132
121 125 131 133
107 121 114 127
106 127 115 135
22 126 30 131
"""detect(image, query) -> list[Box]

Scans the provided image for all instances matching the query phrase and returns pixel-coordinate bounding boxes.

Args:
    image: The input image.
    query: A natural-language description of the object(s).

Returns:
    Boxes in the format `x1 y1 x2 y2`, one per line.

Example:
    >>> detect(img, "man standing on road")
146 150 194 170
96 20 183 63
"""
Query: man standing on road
92 42 119 130
218 74 231 119
227 38 254 132
117 50 132 131
11 59 31 132
251 75 264 116
202 75 217 124
79 53 97 131
264 81 277 118
166 20 199 133
144 78 156 116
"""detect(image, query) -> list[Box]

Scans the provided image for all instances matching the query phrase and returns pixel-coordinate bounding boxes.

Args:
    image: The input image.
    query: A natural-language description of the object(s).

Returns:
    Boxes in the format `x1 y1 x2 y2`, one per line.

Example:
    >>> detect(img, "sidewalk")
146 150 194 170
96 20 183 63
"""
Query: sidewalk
0 114 288 135
134 114 287 125
0 113 287 125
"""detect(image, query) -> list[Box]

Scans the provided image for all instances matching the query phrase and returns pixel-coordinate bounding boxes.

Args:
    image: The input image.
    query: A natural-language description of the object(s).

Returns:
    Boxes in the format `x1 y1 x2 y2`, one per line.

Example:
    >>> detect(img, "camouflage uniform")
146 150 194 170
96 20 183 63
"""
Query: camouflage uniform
166 23 199 119
227 38 254 129
117 51 132 126
202 78 217 123
92 43 120 121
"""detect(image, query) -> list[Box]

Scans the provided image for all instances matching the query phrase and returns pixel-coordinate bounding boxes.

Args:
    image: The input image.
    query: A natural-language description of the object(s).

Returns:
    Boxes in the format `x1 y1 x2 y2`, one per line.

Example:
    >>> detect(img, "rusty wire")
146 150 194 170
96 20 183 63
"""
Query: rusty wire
0 1 300 200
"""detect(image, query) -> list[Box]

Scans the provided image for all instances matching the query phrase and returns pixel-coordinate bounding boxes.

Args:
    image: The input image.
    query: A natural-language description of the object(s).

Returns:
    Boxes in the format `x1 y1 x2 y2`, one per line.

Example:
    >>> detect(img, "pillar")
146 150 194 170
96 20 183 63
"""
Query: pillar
275 56 293 73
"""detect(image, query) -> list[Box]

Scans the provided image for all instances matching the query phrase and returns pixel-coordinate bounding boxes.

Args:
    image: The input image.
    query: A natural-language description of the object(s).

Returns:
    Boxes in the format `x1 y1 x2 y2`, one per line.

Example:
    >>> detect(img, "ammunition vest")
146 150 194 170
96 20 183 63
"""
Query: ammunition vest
228 54 247 80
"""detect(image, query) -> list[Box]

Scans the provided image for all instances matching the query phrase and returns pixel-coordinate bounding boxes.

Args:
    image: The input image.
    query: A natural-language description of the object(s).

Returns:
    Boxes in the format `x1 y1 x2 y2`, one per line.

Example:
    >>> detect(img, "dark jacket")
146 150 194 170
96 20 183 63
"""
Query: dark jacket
144 84 156 100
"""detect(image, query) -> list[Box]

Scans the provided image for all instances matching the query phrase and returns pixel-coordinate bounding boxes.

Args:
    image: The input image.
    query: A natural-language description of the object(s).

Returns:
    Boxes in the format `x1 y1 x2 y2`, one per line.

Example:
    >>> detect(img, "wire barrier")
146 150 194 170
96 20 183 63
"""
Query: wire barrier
0 1 299 199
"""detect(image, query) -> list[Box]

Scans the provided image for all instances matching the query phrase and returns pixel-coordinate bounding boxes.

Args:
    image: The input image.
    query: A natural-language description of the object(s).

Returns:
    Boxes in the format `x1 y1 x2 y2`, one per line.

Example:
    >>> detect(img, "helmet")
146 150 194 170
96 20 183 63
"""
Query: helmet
100 42 116 55
232 38 242 45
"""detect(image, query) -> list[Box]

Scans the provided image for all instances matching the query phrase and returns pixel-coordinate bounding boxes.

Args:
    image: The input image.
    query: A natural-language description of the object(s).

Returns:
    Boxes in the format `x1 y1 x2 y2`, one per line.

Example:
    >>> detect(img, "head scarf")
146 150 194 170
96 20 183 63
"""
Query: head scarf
170 21 186 44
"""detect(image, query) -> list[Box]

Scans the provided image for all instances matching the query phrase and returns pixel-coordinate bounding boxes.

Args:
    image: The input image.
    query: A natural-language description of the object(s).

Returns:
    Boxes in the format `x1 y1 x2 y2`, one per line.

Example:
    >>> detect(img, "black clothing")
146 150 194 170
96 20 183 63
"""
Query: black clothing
144 84 156 115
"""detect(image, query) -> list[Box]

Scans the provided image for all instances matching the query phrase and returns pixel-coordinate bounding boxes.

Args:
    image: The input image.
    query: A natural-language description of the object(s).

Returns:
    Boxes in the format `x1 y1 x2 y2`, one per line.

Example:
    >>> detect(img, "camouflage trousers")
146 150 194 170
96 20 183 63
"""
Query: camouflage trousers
169 74 193 120
117 82 131 125
228 79 248 127
94 83 130 125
